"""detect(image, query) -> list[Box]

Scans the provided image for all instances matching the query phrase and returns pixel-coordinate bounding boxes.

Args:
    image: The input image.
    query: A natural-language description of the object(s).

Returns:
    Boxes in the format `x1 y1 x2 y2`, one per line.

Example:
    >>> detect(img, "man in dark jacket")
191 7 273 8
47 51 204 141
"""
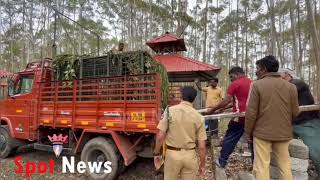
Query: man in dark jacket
245 56 299 180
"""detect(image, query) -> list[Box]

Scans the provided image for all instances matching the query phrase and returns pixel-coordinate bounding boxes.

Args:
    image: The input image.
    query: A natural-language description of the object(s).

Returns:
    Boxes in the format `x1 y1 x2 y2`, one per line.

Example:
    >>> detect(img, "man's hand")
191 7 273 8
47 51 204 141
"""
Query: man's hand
154 155 162 170
198 166 205 180
216 108 224 114
206 106 219 115
154 130 166 169
207 95 233 115
201 110 208 116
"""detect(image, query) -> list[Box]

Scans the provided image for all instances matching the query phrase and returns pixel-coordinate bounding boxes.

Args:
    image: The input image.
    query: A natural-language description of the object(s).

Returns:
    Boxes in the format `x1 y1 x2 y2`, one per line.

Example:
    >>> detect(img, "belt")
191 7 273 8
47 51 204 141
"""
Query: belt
166 145 196 151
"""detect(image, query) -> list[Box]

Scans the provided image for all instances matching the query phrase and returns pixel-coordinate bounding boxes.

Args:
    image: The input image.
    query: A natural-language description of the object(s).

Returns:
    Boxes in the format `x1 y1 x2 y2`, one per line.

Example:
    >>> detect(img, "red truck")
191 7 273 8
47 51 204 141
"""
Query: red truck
0 58 164 179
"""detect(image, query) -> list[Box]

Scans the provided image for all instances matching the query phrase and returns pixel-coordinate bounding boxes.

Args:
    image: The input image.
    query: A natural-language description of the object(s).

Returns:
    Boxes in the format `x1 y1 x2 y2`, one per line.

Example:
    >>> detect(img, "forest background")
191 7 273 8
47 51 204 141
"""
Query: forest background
0 0 319 100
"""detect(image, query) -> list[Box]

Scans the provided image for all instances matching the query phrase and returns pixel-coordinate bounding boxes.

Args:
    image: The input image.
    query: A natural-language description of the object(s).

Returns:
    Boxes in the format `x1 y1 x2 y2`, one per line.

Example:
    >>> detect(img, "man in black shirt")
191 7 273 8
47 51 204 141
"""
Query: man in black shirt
279 68 320 174
279 69 319 123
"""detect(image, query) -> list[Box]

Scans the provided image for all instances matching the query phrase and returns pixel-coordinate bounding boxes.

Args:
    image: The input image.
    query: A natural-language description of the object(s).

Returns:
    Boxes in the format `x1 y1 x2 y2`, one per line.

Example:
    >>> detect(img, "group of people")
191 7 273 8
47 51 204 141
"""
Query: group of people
153 55 320 180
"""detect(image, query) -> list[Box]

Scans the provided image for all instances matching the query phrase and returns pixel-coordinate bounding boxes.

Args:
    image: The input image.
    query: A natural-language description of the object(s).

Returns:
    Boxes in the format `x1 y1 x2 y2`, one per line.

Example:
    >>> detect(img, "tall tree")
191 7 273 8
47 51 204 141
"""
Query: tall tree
289 0 299 76
235 0 239 66
202 0 209 63
305 0 320 100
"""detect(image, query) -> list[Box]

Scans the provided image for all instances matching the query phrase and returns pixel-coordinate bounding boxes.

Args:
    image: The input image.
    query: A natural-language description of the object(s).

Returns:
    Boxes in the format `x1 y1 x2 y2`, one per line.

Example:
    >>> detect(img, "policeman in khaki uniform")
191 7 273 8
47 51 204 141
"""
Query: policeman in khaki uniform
153 86 207 180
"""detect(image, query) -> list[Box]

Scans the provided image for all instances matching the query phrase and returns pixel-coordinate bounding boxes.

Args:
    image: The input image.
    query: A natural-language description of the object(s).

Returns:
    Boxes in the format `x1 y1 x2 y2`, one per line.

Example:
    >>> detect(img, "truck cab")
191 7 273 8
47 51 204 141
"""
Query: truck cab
0 59 51 141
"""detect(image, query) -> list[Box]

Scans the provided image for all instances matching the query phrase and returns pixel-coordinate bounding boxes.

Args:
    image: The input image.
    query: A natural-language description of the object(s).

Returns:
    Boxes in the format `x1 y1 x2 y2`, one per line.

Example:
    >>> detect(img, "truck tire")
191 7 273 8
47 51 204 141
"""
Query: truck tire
81 137 119 180
0 126 16 158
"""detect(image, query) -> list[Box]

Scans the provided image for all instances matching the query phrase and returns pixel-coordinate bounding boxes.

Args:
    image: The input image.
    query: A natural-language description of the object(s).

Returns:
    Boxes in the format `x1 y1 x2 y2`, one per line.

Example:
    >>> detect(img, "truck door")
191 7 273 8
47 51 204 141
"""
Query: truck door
5 74 35 140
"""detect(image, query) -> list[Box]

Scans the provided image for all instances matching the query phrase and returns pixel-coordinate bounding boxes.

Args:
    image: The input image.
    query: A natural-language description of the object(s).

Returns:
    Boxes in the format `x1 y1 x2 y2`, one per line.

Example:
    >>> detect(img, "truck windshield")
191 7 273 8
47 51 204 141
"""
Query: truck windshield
15 75 34 94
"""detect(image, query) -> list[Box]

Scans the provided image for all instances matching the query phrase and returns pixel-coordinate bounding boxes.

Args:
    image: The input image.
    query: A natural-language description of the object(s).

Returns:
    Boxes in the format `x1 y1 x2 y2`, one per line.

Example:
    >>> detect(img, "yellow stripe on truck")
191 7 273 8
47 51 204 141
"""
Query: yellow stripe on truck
105 122 114 127
137 124 146 128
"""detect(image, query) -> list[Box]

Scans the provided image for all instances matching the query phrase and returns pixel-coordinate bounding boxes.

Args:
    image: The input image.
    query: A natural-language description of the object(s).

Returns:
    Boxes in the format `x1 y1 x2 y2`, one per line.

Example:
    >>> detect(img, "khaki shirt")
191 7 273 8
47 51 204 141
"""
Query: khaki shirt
203 86 224 108
157 101 207 149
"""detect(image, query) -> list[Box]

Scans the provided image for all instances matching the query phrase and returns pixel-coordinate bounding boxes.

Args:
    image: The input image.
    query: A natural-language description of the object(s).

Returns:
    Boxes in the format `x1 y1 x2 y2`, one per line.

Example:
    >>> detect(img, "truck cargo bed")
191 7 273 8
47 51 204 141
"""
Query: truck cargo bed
38 74 161 133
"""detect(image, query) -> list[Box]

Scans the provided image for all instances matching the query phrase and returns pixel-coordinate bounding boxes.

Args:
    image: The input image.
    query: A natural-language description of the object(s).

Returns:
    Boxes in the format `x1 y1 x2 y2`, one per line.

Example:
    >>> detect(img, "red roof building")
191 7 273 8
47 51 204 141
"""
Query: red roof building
153 54 220 82
147 32 220 82
0 70 14 78
146 32 187 53
147 32 221 107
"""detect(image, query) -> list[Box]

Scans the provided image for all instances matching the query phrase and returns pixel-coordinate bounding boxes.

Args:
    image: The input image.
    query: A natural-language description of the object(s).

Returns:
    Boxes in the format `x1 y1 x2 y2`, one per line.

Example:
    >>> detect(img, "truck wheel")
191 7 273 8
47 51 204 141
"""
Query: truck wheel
81 137 119 180
0 126 15 158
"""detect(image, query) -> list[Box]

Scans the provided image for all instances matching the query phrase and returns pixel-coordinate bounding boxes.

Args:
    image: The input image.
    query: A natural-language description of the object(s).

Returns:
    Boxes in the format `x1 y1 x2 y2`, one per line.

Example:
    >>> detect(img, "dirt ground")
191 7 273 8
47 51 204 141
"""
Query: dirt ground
0 121 254 180
0 142 254 180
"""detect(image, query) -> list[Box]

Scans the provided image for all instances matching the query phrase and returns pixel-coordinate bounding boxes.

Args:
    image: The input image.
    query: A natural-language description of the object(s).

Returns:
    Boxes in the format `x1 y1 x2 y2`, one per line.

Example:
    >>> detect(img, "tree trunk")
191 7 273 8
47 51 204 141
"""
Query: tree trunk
129 3 133 50
266 0 282 65
22 0 26 69
79 0 86 55
216 0 221 65
133 1 137 50
279 14 285 66
193 5 199 59
253 33 258 76
177 0 187 37
72 2 76 55
228 0 233 67
177 0 181 34
29 0 34 61
266 0 276 55
202 0 209 63
208 42 212 63
290 0 299 76
309 53 312 85
297 0 303 77
245 5 249 74
146 0 151 40
8 4 14 71
0 7 2 67
171 0 174 32
235 0 239 66
305 0 320 101
241 29 244 68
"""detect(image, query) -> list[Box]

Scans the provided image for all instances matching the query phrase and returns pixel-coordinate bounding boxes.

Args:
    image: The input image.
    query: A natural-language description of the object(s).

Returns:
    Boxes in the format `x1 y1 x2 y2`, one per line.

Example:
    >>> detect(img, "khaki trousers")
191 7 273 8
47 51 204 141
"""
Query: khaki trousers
164 149 198 180
253 137 293 180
